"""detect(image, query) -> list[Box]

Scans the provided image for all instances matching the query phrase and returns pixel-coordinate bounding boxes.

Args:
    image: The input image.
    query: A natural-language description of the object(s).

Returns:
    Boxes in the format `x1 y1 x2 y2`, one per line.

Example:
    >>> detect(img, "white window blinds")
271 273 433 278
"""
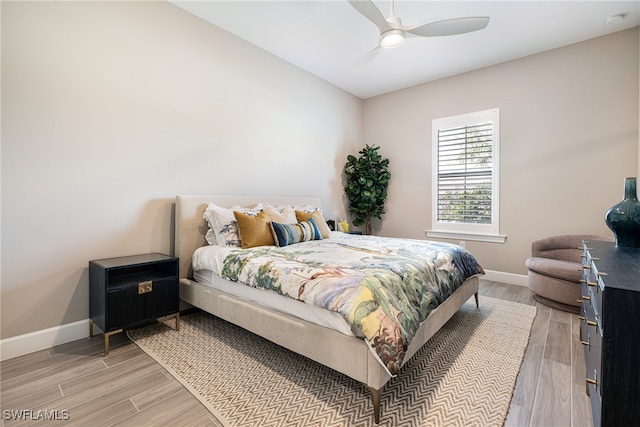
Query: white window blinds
437 122 493 224
431 108 500 238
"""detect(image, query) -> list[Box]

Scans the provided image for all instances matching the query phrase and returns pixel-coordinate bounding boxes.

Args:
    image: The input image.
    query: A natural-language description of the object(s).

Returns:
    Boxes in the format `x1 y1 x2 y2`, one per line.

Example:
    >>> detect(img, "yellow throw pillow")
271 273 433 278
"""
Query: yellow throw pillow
234 210 274 248
295 210 331 239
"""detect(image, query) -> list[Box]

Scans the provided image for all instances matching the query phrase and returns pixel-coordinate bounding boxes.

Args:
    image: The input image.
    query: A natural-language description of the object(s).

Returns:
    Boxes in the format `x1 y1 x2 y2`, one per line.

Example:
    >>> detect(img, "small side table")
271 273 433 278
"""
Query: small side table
89 253 179 355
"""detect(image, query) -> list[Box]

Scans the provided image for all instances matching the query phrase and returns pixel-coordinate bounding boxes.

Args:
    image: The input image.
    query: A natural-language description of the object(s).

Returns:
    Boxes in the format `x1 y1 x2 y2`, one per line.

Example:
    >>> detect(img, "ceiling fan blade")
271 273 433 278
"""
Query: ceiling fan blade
347 0 391 33
351 45 382 72
407 17 490 38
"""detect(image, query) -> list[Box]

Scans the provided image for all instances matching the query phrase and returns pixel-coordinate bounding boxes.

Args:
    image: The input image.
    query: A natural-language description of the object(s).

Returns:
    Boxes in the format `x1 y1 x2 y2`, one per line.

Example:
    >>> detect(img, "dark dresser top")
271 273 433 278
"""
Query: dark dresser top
90 253 176 269
584 240 640 293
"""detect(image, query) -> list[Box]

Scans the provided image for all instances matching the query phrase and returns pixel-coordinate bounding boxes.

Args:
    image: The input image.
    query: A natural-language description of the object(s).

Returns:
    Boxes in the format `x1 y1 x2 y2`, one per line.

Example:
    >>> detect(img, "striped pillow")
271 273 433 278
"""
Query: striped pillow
295 210 331 239
270 218 323 247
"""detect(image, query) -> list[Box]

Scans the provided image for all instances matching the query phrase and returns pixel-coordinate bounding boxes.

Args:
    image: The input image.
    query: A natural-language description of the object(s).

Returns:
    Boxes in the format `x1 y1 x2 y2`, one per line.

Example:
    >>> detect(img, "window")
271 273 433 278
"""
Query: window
428 108 505 243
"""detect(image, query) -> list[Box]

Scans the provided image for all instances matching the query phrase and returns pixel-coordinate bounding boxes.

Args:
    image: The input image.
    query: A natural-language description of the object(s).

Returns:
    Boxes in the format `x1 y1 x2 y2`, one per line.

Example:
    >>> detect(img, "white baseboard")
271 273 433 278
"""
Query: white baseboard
0 268 530 361
482 269 529 287
0 319 91 361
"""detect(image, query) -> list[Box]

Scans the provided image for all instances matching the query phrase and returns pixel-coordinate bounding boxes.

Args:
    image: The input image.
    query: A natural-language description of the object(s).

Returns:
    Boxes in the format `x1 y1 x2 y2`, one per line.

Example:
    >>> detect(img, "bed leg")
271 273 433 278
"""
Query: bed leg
474 291 479 308
365 385 382 424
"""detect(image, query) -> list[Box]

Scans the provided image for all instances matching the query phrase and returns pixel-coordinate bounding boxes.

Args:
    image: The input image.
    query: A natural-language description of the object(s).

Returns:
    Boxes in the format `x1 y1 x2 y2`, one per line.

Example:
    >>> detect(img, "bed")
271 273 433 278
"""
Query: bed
175 195 483 423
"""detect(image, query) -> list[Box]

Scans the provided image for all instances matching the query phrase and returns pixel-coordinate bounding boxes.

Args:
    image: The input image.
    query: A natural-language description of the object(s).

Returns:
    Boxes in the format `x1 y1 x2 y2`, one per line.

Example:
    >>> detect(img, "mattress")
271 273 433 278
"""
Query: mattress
192 268 363 337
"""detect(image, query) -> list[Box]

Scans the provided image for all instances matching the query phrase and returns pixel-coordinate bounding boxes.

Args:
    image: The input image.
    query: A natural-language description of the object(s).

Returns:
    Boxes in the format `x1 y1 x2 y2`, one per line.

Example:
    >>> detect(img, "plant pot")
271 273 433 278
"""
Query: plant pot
604 177 640 247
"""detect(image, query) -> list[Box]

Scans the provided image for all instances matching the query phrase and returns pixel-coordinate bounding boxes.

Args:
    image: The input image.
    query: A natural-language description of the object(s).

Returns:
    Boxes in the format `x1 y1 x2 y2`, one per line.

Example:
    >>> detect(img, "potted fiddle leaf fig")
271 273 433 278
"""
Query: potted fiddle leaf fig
344 144 391 235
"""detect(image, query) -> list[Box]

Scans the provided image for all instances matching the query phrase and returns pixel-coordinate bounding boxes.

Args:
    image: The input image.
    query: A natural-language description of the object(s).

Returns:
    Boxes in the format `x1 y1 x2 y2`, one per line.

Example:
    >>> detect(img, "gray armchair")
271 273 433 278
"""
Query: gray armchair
525 234 613 313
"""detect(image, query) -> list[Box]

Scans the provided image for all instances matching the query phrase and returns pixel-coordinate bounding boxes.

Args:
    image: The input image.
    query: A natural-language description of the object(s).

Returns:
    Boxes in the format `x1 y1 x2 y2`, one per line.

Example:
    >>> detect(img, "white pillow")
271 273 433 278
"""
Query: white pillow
292 204 322 214
203 203 264 246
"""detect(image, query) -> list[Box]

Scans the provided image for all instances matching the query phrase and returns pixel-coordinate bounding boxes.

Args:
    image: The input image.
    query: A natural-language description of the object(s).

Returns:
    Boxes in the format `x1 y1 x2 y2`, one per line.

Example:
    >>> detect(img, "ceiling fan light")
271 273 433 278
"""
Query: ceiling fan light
380 29 405 48
605 14 625 27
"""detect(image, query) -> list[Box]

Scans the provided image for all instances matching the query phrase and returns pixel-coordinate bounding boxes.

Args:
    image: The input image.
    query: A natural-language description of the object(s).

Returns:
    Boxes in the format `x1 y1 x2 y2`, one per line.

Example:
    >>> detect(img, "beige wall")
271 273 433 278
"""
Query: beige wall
2 1 639 343
363 28 639 275
1 1 363 339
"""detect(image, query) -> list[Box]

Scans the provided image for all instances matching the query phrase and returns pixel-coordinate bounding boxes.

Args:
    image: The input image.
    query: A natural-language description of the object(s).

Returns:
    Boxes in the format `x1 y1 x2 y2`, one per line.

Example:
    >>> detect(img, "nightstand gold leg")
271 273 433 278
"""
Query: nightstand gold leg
104 329 123 356
166 312 180 331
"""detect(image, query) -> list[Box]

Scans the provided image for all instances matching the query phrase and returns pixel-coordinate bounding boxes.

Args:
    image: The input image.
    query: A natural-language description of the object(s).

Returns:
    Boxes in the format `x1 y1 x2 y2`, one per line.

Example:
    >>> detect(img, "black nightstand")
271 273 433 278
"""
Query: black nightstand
89 253 179 355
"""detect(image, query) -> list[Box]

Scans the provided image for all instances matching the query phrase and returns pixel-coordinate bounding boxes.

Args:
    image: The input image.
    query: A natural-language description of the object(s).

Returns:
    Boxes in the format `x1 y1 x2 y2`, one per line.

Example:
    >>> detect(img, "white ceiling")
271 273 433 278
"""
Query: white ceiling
170 1 640 99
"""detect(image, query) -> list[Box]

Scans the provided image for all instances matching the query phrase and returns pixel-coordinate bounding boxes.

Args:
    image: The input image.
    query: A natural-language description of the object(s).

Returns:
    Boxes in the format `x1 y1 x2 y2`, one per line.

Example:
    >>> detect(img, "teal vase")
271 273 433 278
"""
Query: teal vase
605 177 640 247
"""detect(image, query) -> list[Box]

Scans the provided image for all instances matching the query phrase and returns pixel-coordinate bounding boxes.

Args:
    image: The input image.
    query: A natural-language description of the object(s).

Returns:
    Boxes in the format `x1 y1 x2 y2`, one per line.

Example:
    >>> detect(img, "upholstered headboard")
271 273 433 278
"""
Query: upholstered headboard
175 195 322 280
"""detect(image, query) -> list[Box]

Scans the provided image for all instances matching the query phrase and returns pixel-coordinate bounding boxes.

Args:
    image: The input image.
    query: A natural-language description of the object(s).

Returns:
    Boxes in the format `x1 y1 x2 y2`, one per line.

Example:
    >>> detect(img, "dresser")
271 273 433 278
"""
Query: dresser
580 240 640 427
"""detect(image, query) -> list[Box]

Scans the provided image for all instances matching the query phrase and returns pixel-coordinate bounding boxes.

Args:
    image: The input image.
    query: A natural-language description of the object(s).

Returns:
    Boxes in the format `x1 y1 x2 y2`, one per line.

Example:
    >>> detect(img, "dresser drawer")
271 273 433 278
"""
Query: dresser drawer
581 299 599 350
584 316 602 389
586 321 603 427
589 385 602 427
588 261 605 331
583 301 602 427
582 247 605 332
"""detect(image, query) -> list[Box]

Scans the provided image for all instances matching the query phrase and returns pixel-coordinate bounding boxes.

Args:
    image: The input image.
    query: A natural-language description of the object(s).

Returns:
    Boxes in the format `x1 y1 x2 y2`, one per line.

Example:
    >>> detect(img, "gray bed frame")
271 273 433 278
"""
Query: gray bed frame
175 195 480 423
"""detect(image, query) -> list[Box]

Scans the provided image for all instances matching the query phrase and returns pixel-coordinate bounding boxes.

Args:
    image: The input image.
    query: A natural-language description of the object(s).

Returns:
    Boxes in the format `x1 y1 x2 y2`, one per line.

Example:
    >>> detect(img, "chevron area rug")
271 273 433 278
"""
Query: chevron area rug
128 296 536 426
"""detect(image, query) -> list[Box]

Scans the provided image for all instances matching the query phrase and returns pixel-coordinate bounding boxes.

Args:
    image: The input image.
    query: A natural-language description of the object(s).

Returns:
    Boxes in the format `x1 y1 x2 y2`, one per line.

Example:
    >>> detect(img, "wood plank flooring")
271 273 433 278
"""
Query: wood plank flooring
1 279 593 426
0 331 221 426
483 280 595 427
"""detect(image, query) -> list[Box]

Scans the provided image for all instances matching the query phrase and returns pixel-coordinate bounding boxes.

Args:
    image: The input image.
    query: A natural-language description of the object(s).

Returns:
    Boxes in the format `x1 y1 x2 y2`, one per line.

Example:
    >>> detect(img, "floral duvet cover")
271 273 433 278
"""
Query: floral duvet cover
194 232 484 375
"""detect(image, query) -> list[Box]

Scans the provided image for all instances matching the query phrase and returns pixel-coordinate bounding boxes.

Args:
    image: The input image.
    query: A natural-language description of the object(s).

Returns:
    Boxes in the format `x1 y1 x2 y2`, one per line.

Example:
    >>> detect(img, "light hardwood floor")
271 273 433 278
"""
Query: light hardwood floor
1 279 593 426
0 330 222 426
485 281 595 427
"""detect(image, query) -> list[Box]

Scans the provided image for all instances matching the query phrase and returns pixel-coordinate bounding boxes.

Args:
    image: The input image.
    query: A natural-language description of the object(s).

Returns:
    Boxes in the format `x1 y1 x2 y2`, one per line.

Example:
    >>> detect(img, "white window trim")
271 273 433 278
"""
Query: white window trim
425 230 507 244
429 108 505 243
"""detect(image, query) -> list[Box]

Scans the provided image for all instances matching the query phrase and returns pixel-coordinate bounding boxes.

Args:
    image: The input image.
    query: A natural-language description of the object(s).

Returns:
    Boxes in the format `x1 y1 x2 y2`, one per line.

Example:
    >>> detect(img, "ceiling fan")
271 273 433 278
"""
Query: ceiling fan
348 0 490 71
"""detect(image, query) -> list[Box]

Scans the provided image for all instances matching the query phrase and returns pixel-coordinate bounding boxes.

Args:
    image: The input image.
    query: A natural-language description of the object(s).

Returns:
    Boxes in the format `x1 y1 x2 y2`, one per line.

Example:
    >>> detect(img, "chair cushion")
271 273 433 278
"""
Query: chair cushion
525 257 582 282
